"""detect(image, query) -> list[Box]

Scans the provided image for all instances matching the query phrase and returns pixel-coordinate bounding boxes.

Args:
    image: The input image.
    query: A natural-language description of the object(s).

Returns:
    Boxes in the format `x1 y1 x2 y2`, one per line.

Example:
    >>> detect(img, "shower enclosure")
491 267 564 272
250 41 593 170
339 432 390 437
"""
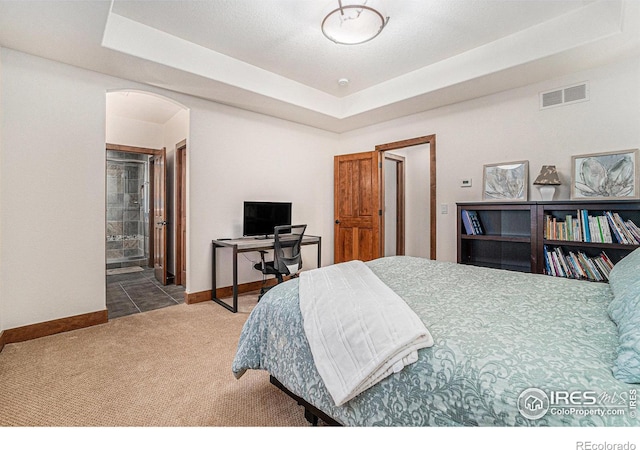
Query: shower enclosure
106 150 150 268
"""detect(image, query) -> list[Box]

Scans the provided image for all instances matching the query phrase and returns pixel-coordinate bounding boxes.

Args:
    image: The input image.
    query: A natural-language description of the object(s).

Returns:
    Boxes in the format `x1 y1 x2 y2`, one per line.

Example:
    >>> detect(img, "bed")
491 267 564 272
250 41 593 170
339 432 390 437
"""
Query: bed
232 254 640 426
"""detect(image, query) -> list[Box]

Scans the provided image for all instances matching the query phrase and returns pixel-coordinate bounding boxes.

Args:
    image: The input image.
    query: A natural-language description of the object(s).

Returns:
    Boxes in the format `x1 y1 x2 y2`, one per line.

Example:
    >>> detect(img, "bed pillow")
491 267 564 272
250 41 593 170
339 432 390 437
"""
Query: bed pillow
608 248 640 323
607 247 640 383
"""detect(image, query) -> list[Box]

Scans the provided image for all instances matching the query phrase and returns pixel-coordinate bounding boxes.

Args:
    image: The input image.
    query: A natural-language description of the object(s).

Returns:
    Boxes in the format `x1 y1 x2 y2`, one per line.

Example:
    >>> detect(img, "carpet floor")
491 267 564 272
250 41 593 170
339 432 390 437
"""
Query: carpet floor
0 294 310 427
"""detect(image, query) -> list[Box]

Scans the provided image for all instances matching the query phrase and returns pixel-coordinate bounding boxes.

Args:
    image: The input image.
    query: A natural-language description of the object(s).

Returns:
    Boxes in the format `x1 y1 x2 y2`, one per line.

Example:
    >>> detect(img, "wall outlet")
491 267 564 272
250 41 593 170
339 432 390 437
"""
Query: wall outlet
460 178 472 187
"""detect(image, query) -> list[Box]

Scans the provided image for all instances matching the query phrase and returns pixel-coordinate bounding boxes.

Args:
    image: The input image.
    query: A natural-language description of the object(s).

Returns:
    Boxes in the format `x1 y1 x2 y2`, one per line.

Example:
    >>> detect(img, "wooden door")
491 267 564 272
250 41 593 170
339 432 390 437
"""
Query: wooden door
334 151 382 263
152 149 168 285
176 143 187 286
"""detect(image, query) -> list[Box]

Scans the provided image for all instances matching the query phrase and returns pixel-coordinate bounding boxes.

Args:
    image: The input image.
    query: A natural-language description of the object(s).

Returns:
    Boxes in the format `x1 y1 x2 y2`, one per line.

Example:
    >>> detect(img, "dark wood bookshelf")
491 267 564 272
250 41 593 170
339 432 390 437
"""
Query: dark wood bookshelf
457 200 640 280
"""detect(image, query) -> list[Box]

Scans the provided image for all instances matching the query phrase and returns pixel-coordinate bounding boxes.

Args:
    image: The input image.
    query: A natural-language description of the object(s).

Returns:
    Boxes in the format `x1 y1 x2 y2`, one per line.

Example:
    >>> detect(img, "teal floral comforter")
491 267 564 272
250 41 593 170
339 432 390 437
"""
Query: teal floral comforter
232 256 639 426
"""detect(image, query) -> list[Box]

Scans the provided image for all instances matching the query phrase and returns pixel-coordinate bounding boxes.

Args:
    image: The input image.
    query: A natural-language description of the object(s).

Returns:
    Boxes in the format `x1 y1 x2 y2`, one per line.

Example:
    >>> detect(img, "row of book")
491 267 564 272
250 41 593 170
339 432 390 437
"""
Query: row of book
544 210 640 245
543 246 614 282
461 209 484 235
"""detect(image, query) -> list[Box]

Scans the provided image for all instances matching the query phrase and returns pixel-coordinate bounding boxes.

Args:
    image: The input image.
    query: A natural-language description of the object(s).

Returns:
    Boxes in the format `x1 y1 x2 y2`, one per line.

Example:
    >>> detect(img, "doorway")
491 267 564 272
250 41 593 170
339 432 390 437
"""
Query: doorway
377 136 436 260
105 90 189 319
175 140 187 287
334 135 436 263
384 153 405 256
381 143 431 258
105 143 185 319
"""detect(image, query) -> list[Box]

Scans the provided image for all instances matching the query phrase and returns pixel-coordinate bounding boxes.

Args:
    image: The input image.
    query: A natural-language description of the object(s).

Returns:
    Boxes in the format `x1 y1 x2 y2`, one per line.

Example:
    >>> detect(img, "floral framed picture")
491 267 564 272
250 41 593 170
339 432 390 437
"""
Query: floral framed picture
571 149 639 200
482 160 529 201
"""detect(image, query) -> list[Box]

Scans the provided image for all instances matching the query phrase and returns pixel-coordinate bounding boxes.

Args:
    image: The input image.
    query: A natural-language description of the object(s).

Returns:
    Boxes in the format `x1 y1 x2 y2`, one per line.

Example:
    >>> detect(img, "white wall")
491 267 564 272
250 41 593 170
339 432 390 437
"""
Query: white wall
0 48 338 330
0 49 107 328
105 115 164 149
1 46 638 331
340 55 640 262
186 99 339 293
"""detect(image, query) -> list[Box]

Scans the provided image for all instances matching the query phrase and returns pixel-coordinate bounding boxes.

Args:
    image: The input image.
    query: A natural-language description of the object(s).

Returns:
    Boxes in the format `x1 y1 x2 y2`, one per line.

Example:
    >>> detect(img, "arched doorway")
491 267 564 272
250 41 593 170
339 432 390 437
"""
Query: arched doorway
105 90 189 319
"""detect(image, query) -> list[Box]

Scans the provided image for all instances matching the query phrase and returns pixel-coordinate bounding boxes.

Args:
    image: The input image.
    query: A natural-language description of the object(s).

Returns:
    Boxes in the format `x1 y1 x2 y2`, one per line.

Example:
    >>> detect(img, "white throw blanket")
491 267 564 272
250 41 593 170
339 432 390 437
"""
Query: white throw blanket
299 260 433 406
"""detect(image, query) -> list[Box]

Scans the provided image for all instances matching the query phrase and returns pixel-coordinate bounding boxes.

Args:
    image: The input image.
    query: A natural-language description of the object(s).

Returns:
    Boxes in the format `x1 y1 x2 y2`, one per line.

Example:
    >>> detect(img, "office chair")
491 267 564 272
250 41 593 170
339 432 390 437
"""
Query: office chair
254 224 307 299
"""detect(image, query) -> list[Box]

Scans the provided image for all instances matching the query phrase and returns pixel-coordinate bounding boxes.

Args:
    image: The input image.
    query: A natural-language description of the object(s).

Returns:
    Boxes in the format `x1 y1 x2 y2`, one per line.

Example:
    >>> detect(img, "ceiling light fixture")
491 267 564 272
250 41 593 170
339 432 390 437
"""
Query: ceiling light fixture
321 0 389 45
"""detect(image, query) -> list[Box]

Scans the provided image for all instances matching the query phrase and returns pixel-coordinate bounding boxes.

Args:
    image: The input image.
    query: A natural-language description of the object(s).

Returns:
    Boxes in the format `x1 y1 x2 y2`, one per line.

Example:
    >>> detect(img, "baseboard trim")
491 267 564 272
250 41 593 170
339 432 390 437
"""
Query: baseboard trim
0 310 108 350
185 278 280 304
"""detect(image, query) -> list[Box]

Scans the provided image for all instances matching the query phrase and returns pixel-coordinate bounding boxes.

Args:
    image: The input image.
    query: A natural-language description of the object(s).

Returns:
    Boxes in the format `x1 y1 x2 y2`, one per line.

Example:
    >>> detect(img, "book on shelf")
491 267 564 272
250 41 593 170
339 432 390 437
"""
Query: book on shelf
543 210 639 245
461 210 483 235
461 210 474 235
543 245 614 282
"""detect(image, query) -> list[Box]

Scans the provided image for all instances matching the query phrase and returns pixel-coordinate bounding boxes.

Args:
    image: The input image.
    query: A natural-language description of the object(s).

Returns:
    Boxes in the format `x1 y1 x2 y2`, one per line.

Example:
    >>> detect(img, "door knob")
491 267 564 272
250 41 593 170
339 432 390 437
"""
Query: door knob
335 220 340 224
157 221 168 226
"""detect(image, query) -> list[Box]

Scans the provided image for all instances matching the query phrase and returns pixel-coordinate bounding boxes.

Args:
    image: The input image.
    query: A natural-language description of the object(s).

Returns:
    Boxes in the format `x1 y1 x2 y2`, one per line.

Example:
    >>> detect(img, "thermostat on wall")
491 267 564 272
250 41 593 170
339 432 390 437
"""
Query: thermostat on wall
460 178 472 188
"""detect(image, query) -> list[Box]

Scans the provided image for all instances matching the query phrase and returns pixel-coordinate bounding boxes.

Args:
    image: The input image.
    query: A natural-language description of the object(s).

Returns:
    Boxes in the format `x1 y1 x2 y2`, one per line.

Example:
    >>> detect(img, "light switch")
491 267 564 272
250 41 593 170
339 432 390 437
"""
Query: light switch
441 203 448 214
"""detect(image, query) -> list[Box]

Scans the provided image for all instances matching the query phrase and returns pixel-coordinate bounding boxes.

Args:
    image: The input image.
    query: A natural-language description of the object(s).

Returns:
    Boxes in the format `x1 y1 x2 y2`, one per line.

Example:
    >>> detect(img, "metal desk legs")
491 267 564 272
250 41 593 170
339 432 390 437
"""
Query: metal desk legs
211 243 238 313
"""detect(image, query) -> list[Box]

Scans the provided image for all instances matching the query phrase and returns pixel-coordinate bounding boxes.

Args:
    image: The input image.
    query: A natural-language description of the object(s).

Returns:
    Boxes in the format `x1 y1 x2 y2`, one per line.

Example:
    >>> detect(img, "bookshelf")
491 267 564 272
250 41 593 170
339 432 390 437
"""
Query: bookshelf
538 201 640 281
457 202 537 273
457 200 640 281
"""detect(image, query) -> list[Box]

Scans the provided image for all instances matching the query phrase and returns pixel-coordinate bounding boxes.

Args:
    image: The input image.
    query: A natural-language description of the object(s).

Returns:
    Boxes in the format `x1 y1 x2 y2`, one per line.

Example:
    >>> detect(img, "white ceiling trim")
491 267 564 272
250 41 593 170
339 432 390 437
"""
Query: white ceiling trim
342 0 625 117
101 0 627 122
101 11 341 117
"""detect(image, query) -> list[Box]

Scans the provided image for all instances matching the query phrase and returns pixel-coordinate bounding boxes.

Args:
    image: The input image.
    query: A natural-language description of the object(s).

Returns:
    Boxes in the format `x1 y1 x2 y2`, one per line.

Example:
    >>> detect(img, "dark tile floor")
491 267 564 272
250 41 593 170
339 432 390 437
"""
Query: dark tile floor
106 267 185 319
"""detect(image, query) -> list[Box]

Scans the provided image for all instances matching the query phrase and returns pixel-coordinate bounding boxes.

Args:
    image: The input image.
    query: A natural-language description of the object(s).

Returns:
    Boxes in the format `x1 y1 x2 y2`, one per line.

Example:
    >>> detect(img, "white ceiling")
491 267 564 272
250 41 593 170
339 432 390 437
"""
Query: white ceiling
1 0 639 132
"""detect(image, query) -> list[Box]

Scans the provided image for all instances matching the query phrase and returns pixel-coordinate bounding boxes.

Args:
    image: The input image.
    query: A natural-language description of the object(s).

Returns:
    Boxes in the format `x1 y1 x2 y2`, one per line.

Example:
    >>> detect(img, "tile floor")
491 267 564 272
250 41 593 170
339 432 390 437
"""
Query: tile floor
106 267 185 319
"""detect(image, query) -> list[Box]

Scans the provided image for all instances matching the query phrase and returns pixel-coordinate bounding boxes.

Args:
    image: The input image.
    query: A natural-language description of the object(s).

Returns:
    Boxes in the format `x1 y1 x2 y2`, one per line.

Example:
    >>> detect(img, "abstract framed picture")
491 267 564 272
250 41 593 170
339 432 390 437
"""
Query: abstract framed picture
571 149 639 200
482 160 529 201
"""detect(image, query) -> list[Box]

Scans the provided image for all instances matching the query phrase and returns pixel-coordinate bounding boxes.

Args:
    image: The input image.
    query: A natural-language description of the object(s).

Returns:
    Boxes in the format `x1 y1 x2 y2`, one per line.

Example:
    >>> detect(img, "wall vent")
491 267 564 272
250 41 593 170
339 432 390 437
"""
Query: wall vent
540 82 589 110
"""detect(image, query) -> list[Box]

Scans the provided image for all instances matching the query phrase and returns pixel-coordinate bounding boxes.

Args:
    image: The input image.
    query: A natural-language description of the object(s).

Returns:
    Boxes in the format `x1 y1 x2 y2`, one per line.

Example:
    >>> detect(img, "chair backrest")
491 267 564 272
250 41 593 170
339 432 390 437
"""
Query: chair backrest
273 224 307 275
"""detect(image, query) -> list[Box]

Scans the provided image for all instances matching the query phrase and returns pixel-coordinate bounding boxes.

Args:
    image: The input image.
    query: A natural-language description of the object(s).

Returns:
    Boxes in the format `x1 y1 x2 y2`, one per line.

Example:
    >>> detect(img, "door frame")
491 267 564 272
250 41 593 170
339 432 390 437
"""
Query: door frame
151 149 168 285
375 135 436 260
175 140 187 287
106 143 165 267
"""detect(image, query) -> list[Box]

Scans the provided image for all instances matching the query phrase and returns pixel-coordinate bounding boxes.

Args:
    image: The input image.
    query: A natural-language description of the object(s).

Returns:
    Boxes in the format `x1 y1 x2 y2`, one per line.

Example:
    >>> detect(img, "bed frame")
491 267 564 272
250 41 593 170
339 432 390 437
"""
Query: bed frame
269 375 342 426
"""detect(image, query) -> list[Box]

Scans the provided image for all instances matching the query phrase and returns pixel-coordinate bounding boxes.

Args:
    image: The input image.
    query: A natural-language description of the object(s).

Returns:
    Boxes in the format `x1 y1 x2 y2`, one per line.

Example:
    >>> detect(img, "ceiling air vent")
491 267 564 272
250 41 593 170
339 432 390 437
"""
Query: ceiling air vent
540 82 589 110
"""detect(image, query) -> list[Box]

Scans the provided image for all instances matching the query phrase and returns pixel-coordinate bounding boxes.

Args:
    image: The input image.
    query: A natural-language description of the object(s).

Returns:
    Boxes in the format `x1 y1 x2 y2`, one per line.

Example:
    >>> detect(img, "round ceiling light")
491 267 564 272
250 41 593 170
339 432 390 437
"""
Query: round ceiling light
321 1 389 45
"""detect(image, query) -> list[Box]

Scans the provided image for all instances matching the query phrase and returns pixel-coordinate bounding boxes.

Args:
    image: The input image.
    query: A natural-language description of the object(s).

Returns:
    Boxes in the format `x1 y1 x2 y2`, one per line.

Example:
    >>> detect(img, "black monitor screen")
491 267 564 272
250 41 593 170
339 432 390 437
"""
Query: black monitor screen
243 201 292 237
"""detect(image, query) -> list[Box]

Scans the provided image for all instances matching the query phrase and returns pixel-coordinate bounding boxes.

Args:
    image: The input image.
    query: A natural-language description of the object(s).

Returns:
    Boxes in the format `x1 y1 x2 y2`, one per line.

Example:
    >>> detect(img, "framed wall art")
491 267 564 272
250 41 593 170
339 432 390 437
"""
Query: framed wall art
482 160 529 201
571 149 639 200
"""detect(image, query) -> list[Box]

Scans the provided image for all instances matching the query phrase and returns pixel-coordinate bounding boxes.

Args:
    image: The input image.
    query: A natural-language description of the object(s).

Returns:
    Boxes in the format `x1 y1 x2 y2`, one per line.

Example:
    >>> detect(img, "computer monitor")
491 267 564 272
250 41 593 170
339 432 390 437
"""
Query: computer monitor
242 201 292 238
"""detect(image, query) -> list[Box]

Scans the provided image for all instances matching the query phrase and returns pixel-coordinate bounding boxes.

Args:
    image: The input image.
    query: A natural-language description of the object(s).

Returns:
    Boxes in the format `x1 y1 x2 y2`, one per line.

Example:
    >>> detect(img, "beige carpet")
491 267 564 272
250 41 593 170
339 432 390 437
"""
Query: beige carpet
0 294 310 427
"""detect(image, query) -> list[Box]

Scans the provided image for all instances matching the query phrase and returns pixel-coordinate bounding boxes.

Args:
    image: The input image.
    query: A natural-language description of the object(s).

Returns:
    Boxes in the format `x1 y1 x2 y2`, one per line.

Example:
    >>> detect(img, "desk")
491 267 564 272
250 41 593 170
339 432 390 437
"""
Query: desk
211 235 321 313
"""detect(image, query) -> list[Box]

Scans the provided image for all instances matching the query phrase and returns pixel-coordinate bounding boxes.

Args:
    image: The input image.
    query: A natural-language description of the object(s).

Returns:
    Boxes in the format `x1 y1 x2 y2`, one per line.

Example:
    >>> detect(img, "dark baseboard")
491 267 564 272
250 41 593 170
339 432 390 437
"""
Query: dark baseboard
0 277 282 352
0 310 108 352
185 278 280 304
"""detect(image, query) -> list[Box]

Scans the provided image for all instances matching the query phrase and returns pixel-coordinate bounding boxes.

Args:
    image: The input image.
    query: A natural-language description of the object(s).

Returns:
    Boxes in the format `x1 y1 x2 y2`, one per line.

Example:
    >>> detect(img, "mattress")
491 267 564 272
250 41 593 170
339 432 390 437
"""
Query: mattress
232 256 639 426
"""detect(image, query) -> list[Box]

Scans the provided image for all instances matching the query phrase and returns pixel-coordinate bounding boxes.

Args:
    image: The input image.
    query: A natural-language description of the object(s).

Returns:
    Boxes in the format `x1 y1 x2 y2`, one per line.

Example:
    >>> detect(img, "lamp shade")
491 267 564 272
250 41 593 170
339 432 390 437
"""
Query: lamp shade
322 1 389 45
533 165 561 185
